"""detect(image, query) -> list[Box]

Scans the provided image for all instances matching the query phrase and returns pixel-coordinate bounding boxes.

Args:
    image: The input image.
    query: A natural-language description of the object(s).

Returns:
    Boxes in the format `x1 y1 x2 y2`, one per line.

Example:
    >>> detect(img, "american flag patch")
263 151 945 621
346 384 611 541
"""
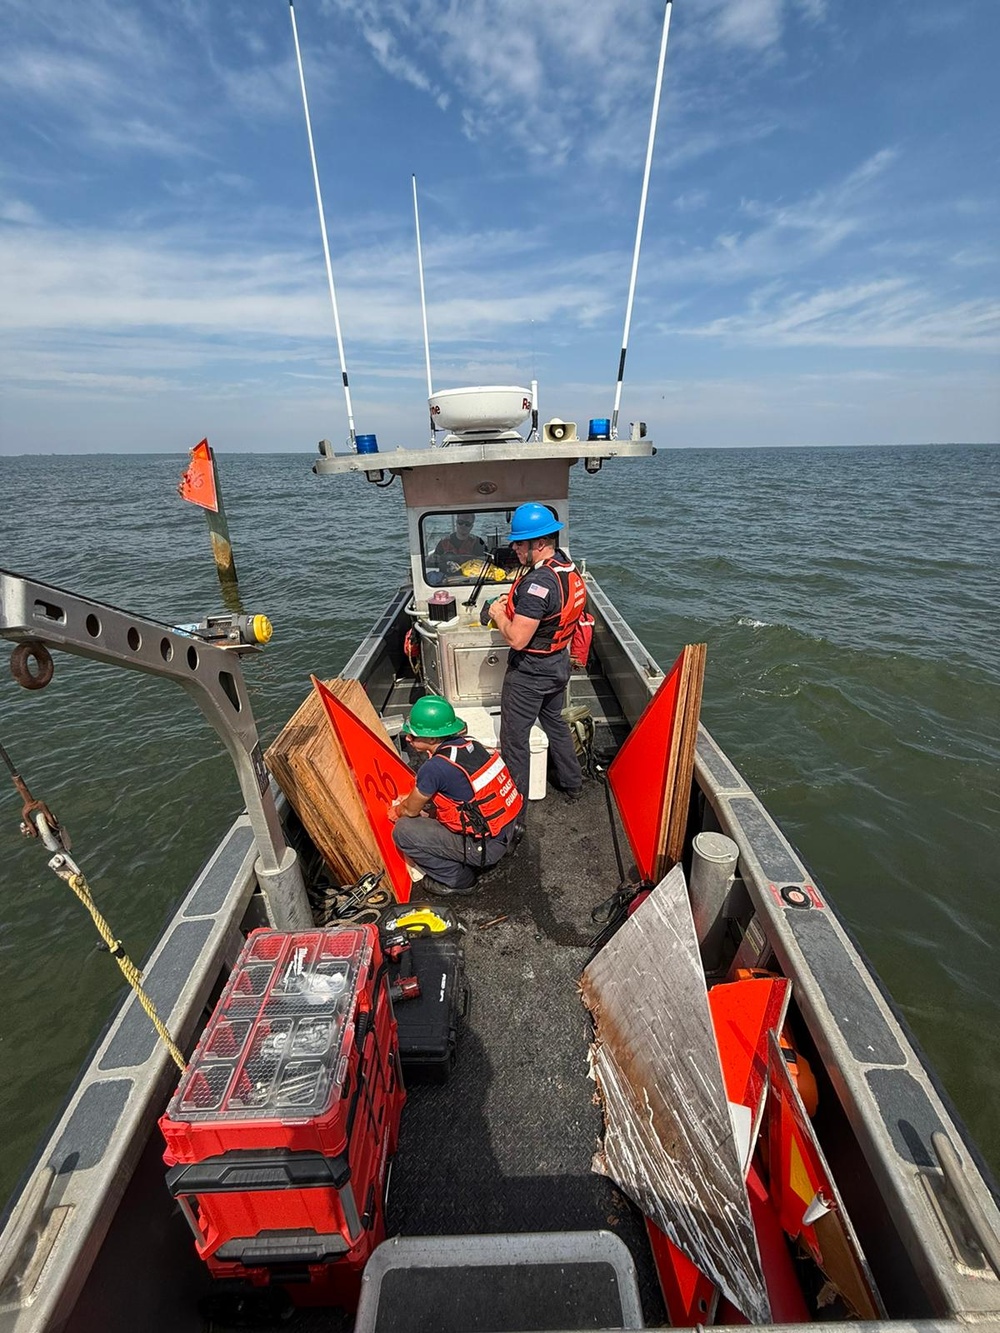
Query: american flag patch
526 582 548 598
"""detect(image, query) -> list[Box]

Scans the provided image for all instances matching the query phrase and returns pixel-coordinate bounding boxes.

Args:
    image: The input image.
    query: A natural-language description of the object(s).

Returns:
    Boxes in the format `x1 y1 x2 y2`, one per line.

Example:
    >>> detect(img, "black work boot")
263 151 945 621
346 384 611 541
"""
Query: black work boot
420 876 476 897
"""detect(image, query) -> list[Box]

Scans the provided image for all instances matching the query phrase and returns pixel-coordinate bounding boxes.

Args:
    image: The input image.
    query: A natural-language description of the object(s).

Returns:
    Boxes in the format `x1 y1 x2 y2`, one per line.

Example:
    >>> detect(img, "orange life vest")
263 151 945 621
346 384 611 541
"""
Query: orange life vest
437 534 484 558
430 738 523 838
506 551 587 655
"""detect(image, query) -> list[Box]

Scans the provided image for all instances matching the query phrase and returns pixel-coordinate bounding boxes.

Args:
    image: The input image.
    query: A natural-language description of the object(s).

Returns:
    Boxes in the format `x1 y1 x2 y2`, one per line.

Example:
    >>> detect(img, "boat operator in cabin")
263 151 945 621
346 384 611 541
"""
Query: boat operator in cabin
433 513 488 576
388 695 523 897
488 502 586 808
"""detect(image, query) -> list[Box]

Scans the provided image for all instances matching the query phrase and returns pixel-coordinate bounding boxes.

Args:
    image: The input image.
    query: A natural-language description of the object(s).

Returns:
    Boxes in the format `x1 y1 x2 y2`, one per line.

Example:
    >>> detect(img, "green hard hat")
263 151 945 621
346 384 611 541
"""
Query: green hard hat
402 695 467 738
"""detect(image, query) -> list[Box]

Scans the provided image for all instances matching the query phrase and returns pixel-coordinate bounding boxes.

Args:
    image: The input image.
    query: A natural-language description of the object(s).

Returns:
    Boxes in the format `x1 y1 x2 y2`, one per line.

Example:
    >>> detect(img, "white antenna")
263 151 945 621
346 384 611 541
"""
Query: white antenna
412 174 436 447
289 0 357 448
610 0 673 441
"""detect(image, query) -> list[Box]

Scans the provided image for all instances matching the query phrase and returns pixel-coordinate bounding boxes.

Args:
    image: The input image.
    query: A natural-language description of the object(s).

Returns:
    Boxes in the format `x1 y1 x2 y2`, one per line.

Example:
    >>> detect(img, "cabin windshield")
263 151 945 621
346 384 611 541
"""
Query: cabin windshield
420 507 550 587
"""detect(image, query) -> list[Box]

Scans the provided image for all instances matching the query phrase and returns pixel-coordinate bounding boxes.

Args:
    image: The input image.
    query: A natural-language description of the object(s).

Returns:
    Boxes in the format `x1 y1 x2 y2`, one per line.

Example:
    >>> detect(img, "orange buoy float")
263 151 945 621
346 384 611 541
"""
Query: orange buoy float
778 1028 819 1118
733 967 819 1117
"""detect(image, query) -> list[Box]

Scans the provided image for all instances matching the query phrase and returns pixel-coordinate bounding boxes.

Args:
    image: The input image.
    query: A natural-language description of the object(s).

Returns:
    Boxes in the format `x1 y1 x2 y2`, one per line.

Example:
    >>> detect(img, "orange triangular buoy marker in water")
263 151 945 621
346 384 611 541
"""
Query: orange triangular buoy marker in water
311 676 415 902
178 439 219 512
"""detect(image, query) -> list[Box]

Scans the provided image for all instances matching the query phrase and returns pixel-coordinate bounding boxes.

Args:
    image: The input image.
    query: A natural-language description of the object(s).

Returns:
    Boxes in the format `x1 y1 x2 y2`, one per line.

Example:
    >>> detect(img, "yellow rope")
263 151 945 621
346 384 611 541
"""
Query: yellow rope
66 870 187 1073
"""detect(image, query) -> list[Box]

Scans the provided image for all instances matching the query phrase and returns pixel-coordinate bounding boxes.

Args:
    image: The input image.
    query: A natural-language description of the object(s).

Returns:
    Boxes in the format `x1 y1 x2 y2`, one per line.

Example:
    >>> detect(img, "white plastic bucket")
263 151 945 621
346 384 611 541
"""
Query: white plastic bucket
528 725 549 801
462 708 547 800
458 706 497 748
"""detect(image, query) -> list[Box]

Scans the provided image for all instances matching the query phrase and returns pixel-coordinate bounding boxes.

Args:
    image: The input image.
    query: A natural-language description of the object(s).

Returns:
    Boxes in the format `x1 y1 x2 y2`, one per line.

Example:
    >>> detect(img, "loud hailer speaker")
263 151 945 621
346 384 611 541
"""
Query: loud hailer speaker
542 418 578 444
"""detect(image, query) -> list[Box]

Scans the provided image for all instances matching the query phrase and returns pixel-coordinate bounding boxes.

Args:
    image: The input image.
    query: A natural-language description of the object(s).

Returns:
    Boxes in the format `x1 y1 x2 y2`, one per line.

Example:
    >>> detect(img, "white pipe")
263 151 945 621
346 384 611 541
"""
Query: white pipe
529 378 539 441
289 0 357 447
689 831 739 971
610 0 672 440
412 174 436 446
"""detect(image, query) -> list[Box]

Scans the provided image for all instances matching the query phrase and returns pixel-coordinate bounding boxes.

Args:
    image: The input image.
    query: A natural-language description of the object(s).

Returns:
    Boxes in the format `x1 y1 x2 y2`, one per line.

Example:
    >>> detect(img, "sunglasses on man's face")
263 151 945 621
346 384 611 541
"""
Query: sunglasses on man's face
456 519 474 528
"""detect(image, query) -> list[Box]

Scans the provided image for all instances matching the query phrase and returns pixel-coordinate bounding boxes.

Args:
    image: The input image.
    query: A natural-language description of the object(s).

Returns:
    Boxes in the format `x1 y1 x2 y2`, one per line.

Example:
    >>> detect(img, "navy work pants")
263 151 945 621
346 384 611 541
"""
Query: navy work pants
393 816 513 889
500 649 582 804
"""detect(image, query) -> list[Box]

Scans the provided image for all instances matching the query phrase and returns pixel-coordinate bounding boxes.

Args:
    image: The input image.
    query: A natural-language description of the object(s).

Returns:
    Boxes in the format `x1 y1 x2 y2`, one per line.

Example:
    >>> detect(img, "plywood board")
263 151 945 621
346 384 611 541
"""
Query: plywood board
661 641 705 870
581 864 770 1324
311 676 416 901
265 677 396 886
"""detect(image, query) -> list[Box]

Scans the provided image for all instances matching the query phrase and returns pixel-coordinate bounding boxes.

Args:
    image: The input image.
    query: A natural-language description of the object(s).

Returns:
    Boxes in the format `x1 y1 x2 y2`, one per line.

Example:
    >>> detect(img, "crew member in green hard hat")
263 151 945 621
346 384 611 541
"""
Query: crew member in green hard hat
388 694 523 897
488 502 586 807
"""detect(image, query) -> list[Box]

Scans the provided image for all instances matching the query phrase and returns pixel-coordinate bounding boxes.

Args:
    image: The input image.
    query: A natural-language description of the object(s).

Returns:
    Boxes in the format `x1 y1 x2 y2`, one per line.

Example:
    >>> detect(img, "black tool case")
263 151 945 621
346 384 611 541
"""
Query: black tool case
389 935 467 1081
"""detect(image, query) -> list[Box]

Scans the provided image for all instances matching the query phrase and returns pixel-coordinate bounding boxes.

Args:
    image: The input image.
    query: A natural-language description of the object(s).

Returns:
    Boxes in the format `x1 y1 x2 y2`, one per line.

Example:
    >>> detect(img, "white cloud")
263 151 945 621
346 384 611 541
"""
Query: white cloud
696 0 828 53
673 189 709 213
354 22 450 112
621 365 998 449
949 246 999 270
216 57 301 121
645 149 897 289
0 197 42 225
323 0 771 169
708 0 787 52
0 0 294 165
680 279 1000 351
0 212 623 416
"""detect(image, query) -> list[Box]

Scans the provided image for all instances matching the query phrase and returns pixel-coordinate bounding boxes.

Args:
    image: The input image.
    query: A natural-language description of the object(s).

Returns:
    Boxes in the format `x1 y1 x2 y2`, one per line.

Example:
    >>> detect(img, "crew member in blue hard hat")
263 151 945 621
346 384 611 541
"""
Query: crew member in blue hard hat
488 502 586 807
388 694 523 897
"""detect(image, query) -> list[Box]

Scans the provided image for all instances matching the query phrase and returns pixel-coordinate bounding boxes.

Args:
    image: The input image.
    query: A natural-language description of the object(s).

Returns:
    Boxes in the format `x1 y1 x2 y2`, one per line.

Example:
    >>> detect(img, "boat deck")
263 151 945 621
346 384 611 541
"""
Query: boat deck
388 771 666 1327
63 694 668 1330
380 675 665 1323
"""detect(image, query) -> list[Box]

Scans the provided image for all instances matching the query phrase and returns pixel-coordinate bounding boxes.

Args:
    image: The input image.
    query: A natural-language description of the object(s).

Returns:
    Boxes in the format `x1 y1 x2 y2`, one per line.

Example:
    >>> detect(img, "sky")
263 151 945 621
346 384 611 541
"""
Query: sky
0 0 997 455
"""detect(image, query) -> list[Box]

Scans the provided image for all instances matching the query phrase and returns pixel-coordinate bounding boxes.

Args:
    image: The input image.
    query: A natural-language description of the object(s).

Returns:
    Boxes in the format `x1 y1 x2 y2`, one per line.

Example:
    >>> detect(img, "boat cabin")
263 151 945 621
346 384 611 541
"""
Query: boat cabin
315 385 652 722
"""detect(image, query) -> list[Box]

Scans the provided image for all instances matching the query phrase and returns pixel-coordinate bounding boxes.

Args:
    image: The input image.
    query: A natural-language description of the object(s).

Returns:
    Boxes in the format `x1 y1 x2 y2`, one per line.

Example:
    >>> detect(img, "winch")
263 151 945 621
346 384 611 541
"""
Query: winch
174 611 273 651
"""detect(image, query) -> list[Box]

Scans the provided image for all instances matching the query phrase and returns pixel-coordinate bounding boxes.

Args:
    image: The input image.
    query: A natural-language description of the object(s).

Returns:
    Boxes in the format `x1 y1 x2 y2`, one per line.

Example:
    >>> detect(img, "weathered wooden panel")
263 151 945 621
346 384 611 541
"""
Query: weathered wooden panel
581 864 770 1324
661 642 705 868
265 677 391 884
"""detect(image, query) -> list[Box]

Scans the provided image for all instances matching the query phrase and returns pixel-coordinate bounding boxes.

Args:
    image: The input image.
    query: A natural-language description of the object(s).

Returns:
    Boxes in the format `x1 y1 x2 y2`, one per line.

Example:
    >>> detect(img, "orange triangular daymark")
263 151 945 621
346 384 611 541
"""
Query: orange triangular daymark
607 648 686 881
644 976 793 1327
644 1221 720 1327
769 1028 824 1242
311 676 415 902
709 976 791 1158
178 438 219 512
766 1029 883 1318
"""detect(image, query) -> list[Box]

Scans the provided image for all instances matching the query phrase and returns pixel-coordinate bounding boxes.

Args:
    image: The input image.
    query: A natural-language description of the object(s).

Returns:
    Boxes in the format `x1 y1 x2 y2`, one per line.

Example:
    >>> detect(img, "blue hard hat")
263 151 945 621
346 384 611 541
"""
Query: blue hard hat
508 502 563 543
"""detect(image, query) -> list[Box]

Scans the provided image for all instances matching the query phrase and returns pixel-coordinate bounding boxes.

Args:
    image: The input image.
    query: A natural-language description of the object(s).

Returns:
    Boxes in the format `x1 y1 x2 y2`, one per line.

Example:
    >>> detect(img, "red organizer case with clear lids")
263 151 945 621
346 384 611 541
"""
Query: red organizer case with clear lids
161 927 380 1161
160 925 404 1308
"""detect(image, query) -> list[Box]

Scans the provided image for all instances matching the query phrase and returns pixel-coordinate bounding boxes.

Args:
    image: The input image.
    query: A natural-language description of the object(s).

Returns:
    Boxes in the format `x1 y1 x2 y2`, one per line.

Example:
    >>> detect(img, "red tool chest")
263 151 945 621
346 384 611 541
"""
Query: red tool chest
160 925 405 1307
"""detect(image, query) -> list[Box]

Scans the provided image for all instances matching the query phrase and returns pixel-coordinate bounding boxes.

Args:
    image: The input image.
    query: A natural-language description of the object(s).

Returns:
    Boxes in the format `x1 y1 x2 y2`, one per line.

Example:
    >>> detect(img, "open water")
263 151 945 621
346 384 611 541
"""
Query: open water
0 443 997 1205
